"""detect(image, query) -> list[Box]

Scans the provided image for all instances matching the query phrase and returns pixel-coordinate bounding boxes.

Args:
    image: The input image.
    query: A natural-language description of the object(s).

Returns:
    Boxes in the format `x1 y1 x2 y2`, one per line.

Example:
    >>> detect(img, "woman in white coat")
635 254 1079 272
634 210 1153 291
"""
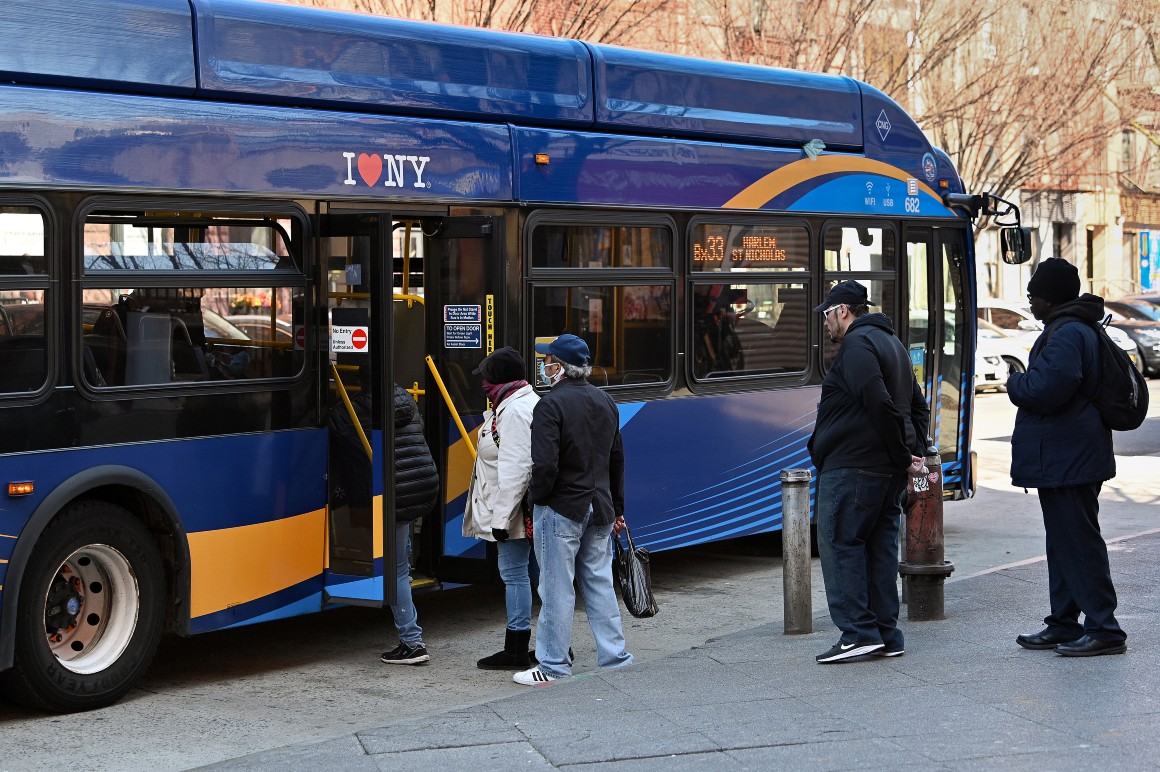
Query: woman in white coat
463 347 540 669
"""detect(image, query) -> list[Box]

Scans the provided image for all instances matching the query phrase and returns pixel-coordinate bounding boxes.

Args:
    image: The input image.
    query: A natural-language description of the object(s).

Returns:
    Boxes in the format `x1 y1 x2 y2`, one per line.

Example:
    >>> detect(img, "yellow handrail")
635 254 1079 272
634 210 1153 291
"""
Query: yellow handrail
425 355 476 461
331 363 372 460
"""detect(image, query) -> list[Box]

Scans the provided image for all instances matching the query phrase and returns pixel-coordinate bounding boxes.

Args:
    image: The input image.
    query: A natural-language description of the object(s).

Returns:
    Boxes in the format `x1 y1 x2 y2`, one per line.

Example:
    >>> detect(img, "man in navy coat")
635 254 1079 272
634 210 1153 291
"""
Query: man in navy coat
1006 258 1127 656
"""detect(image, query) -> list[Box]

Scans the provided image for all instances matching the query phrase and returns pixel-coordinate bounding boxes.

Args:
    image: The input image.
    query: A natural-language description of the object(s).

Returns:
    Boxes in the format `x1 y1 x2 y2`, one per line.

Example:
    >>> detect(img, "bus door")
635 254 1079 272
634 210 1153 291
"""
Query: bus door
421 216 501 585
905 225 970 496
321 211 394 607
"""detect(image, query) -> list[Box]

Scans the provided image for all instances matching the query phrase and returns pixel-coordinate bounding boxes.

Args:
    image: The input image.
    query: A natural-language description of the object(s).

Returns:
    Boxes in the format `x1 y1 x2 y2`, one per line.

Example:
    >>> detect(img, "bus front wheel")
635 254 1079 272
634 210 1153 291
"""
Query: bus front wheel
1 502 165 712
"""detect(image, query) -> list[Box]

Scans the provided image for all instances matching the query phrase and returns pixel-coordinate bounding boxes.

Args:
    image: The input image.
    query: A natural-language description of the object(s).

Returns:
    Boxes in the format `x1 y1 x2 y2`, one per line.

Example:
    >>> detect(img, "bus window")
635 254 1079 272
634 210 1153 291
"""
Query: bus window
824 226 897 272
0 206 48 393
79 287 304 387
530 224 671 269
688 221 810 380
530 284 672 387
691 283 808 379
80 208 305 388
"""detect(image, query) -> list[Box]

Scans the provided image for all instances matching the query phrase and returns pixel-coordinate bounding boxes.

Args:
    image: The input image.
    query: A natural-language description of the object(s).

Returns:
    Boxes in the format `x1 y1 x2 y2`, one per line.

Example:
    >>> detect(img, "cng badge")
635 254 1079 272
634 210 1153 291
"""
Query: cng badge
331 325 370 353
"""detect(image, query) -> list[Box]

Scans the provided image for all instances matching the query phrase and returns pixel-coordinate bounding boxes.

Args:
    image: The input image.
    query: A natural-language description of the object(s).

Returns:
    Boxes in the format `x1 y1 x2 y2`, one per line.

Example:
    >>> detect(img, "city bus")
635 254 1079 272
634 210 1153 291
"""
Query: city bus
0 0 1017 711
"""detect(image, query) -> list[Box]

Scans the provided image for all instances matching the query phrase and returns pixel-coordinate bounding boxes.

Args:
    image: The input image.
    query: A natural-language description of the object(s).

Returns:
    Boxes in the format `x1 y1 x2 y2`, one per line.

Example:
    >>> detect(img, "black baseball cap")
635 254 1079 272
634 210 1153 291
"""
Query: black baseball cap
813 280 875 313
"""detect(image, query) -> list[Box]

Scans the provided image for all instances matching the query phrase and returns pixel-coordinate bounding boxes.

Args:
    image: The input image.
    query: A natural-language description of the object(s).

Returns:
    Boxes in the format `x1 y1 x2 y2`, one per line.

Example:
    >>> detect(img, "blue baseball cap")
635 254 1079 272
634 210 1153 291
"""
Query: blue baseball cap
534 334 590 366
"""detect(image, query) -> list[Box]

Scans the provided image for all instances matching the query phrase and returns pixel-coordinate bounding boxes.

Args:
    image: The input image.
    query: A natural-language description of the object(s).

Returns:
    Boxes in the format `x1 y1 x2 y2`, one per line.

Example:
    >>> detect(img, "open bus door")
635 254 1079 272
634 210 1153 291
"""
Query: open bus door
320 212 500 605
905 225 971 497
420 216 501 586
321 211 395 607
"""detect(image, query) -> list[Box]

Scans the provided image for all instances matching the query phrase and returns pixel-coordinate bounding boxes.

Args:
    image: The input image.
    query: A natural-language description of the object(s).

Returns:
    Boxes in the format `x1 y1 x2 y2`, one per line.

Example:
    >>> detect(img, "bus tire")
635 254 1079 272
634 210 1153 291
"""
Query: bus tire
0 502 165 712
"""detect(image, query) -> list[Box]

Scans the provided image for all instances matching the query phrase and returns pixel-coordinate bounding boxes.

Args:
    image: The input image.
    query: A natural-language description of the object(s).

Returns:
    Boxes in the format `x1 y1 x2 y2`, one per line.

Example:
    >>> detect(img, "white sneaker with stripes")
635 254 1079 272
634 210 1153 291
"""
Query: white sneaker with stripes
513 666 558 686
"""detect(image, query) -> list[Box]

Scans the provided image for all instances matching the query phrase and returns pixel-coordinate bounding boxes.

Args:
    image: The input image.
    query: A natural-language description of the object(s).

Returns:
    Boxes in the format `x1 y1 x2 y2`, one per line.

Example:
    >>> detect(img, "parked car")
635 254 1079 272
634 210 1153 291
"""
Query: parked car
974 348 1009 392
1107 298 1160 322
224 314 294 343
977 298 1141 370
1114 293 1160 314
977 318 1031 380
1099 307 1160 377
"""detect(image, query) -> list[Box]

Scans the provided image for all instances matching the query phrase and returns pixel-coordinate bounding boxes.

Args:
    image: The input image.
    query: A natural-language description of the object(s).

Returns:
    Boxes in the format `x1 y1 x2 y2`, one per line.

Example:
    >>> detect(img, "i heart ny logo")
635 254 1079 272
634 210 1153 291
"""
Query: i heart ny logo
342 152 432 189
357 153 382 186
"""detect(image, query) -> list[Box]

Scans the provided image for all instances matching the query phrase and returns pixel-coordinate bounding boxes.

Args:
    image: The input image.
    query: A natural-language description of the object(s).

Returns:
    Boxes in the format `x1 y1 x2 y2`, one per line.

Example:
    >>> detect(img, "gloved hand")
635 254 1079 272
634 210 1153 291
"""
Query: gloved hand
492 528 509 542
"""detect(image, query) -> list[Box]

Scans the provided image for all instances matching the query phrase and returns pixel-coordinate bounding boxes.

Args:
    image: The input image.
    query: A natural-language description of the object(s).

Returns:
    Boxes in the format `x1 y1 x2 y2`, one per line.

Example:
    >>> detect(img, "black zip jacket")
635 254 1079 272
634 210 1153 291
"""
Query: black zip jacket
808 313 930 474
529 377 625 525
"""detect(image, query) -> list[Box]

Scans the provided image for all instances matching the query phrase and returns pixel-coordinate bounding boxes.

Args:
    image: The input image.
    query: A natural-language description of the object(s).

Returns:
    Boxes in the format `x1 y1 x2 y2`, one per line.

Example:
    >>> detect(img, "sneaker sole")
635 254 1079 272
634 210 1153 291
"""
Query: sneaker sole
817 643 884 663
382 655 430 665
874 649 905 657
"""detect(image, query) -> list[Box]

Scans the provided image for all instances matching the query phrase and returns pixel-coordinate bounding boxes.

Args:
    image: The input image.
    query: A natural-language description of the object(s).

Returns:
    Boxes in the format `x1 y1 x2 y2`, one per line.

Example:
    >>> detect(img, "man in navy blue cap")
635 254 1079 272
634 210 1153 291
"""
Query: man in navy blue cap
513 334 633 685
808 280 930 664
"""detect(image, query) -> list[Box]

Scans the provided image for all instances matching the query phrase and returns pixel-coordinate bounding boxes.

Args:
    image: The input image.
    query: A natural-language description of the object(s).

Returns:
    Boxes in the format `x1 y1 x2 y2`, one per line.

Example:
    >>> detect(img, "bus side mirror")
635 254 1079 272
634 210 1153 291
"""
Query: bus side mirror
1000 227 1032 265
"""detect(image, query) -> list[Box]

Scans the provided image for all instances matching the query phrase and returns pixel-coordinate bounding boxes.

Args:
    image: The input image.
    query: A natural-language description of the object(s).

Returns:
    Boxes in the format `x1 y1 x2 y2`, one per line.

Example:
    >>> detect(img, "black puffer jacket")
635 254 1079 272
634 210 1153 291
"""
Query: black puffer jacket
1006 294 1115 488
393 385 440 522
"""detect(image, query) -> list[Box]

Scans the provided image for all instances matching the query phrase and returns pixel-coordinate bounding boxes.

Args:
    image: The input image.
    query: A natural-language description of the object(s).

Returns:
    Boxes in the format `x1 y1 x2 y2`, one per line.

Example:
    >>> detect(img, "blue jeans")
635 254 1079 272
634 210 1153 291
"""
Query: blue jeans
816 467 906 649
497 537 533 631
390 522 423 646
532 504 632 678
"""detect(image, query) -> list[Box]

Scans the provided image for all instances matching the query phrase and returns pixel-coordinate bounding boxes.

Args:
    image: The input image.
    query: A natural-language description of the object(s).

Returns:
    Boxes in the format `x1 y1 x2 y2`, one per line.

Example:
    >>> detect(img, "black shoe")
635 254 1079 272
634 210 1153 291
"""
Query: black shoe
1055 635 1127 657
874 644 905 658
380 643 430 665
816 640 884 663
478 629 531 671
1016 629 1080 650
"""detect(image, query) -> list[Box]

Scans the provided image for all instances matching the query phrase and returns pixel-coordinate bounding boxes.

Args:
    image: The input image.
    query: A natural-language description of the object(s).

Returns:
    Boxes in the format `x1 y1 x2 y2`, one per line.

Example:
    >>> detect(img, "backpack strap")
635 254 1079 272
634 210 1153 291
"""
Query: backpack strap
1038 316 1098 400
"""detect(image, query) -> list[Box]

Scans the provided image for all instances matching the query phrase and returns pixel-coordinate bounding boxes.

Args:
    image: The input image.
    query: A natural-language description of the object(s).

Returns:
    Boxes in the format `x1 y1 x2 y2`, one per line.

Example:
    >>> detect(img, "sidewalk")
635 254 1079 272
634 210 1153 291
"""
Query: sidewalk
205 530 1160 771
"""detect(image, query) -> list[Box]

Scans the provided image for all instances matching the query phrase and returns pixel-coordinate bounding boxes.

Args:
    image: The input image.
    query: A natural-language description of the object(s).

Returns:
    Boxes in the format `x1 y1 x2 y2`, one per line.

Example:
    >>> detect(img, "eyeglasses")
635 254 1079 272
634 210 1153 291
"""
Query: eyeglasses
823 304 842 318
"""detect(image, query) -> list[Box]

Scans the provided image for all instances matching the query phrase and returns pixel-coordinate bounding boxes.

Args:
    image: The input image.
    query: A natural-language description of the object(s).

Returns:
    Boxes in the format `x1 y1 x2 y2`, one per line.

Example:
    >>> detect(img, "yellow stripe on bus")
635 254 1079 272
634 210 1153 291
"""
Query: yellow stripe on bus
188 509 325 619
444 434 474 505
723 156 941 210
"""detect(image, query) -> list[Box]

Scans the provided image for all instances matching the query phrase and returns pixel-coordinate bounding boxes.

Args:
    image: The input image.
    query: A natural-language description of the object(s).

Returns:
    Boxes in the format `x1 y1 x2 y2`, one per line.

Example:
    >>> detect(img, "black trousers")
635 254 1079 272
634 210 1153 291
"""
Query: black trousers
1038 484 1126 642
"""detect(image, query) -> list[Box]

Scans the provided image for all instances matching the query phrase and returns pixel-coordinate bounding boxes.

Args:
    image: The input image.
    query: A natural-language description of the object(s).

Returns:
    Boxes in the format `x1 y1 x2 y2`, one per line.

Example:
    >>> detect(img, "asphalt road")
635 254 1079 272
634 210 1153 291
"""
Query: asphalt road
2 382 1159 771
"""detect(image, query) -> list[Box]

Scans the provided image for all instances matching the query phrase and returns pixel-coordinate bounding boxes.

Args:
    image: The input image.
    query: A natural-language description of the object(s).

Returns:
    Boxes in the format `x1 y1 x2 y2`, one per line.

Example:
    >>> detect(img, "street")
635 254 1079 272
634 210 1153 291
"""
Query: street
2 382 1159 771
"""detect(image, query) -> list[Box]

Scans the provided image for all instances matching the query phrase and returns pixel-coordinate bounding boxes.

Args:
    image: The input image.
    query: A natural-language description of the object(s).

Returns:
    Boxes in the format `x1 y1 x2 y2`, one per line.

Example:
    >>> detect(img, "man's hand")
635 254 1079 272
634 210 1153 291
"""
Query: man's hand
492 528 509 543
908 456 928 475
612 515 626 536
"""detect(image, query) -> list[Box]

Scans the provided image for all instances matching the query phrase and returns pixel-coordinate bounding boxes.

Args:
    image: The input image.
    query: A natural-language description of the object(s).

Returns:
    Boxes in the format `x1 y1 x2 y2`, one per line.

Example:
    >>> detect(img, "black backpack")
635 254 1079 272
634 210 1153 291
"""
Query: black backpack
1045 318 1148 431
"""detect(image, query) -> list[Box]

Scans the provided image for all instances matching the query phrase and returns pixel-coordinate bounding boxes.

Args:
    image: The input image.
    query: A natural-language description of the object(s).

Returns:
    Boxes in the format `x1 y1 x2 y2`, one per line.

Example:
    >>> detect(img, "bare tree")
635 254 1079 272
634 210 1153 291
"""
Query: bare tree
692 0 1133 201
289 0 667 44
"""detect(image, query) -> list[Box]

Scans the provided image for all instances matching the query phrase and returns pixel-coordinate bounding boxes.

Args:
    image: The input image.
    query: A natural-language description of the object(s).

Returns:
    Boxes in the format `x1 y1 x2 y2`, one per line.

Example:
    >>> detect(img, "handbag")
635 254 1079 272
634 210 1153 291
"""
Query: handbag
611 525 659 618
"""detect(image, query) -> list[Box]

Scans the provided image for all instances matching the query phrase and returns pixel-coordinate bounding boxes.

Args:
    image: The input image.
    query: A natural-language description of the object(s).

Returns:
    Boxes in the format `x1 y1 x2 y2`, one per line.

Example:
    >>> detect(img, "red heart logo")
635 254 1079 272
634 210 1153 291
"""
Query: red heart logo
358 153 382 187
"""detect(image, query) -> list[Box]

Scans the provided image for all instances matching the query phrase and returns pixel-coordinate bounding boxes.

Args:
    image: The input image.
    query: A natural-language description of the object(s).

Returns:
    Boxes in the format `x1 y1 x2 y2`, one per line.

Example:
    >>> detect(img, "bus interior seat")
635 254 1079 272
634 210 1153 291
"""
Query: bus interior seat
0 334 46 392
84 307 127 386
170 316 209 381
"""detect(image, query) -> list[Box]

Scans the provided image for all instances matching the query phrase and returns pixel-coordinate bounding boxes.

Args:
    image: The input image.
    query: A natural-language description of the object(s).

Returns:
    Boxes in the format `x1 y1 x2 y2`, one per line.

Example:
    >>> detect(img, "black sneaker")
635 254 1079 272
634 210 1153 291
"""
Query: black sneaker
380 643 430 665
816 640 884 663
874 645 905 657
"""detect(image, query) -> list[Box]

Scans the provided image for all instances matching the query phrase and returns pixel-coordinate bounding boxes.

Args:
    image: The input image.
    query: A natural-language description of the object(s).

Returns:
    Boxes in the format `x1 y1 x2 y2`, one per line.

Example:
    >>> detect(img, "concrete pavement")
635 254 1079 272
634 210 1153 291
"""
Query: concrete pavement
204 527 1160 771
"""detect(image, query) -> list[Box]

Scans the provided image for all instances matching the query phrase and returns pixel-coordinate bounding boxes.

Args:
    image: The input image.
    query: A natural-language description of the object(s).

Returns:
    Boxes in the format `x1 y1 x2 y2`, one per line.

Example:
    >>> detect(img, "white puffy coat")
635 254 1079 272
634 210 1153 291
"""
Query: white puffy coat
462 384 539 540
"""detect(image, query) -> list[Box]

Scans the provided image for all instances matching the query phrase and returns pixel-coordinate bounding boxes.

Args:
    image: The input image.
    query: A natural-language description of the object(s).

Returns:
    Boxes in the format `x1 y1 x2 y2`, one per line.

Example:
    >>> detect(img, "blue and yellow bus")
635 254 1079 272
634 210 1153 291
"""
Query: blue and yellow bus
0 0 1021 711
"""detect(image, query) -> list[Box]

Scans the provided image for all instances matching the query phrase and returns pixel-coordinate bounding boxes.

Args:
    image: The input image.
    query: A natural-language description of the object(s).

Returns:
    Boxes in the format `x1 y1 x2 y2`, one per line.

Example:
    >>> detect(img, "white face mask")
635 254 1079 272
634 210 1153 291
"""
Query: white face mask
538 359 563 386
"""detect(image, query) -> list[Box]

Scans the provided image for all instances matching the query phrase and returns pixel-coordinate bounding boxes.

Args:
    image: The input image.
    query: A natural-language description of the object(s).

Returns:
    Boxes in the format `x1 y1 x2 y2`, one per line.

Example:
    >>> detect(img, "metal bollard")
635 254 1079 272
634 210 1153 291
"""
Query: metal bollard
780 469 812 635
898 451 955 620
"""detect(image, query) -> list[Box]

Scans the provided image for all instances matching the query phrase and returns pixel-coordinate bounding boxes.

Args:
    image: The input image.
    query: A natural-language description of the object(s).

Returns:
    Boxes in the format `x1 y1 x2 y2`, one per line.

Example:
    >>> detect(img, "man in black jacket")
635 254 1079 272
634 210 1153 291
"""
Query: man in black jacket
808 281 929 664
1007 258 1126 656
514 334 633 685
